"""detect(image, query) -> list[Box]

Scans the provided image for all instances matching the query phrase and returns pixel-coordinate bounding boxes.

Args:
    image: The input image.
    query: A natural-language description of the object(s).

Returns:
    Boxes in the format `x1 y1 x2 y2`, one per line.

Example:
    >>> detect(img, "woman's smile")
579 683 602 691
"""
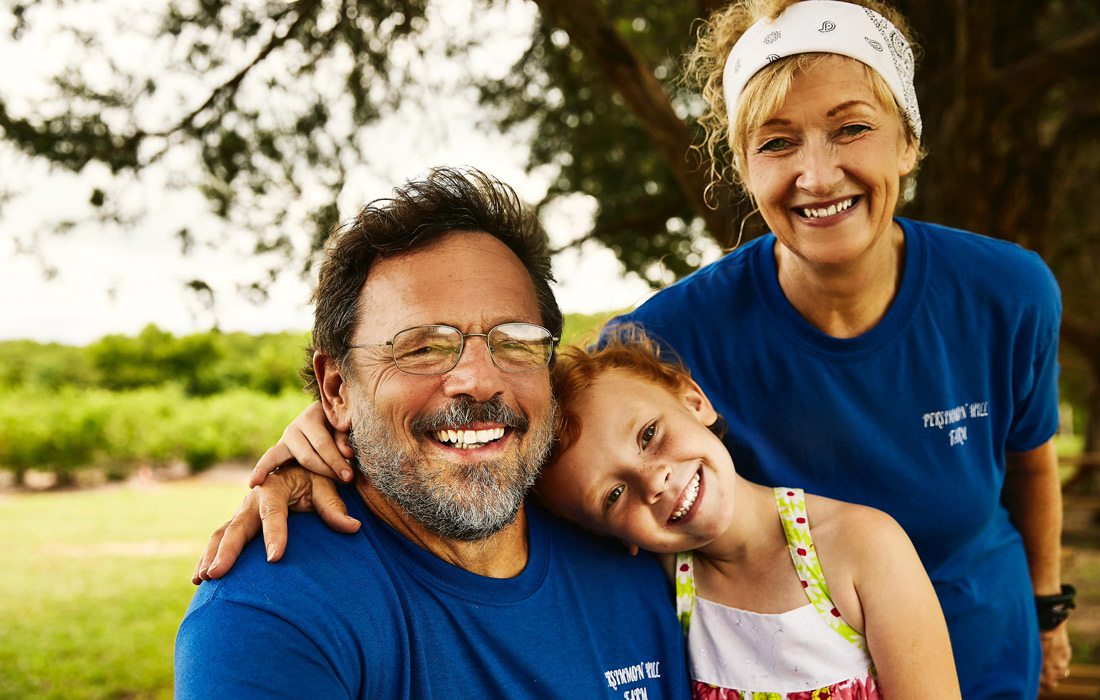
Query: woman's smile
792 195 860 222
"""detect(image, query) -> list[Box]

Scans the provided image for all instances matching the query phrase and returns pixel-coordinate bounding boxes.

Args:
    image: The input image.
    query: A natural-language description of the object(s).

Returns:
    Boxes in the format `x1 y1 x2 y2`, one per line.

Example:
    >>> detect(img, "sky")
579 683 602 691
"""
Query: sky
0 0 662 345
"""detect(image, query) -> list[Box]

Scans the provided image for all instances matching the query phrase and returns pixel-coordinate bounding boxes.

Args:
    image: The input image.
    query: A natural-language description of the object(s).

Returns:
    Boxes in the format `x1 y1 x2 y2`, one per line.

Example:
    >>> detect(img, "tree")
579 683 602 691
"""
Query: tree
895 1 1100 454
2 0 441 288
2 0 1100 446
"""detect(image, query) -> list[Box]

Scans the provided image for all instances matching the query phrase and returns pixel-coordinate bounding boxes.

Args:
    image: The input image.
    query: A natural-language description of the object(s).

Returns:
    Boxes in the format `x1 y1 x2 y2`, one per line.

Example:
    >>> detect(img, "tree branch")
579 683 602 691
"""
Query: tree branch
144 0 323 139
985 21 1100 102
1062 317 1100 360
696 0 726 18
1049 96 1100 158
549 195 684 255
532 0 737 243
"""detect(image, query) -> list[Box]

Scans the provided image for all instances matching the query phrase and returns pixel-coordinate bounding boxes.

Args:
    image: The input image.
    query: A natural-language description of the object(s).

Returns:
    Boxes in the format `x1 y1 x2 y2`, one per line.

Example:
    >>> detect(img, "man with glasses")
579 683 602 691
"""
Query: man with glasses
174 168 688 699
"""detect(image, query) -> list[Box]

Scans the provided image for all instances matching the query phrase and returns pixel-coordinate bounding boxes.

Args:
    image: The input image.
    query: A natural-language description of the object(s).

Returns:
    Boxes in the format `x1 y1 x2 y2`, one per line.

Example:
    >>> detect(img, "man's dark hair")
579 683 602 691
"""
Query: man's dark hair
304 166 563 395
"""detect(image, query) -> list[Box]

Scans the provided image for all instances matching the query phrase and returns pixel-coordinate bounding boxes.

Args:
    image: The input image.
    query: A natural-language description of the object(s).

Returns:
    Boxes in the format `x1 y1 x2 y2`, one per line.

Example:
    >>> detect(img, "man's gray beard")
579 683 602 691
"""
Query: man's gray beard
349 395 555 541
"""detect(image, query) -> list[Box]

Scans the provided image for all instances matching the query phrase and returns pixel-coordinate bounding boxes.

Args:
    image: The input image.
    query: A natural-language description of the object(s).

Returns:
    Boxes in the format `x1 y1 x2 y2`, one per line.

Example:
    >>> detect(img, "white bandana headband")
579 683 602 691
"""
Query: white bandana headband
722 0 922 141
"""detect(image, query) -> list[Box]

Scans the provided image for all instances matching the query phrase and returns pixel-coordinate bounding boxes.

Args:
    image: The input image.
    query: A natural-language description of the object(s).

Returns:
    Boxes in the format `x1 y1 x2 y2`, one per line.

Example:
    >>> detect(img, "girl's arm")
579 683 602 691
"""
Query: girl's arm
192 401 359 583
191 465 361 583
841 507 961 698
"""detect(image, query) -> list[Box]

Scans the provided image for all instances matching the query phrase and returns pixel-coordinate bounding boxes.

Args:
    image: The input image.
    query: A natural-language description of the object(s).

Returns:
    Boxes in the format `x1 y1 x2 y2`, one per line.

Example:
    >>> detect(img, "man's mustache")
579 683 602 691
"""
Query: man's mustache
410 396 529 433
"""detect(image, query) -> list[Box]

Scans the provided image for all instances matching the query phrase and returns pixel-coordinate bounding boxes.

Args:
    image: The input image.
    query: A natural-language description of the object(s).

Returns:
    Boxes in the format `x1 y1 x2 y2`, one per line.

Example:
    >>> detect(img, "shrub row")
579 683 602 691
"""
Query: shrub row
0 326 311 396
0 312 621 484
0 314 614 398
0 386 311 483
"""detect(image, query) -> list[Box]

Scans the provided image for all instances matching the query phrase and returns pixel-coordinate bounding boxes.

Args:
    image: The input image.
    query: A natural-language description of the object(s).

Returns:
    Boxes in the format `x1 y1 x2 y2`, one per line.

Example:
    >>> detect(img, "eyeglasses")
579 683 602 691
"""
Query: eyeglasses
349 323 558 375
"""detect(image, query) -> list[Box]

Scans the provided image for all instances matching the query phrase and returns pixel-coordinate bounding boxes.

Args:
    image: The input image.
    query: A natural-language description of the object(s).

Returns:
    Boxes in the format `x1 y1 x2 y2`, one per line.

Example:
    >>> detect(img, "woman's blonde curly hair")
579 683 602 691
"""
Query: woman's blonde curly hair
685 0 923 195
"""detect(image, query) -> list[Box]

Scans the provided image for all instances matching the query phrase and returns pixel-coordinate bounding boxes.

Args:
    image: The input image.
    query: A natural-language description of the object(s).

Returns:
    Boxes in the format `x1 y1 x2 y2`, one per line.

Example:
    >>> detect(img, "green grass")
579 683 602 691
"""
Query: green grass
0 478 247 699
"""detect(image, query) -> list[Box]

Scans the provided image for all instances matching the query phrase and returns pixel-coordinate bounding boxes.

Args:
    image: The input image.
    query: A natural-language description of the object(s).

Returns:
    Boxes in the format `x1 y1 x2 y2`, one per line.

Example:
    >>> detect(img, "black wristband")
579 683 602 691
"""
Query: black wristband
1036 584 1076 631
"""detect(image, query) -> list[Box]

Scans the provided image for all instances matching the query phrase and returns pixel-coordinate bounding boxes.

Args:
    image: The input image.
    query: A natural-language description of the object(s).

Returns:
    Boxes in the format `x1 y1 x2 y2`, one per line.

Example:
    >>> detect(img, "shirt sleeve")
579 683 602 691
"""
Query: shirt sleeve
174 596 353 700
1006 253 1062 452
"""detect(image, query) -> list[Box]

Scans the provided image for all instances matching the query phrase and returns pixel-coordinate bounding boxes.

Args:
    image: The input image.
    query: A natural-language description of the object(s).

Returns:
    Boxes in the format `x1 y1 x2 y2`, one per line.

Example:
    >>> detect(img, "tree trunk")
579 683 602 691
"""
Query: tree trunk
1080 354 1100 458
1061 319 1100 493
54 470 76 489
534 0 742 245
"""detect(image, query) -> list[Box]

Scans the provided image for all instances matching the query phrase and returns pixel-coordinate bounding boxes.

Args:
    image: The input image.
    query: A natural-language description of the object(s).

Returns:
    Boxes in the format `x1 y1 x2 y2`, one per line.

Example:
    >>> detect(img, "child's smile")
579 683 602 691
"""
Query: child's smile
668 469 703 523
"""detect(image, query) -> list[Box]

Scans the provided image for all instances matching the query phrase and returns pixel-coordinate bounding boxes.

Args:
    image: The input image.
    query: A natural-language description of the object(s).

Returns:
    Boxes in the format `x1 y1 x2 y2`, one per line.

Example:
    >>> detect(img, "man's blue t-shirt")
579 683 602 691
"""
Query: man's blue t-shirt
176 485 688 699
617 217 1061 699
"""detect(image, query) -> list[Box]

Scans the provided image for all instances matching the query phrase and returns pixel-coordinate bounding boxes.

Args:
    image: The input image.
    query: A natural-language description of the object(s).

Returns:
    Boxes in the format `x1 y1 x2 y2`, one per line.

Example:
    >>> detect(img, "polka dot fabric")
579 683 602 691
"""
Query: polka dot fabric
775 488 867 652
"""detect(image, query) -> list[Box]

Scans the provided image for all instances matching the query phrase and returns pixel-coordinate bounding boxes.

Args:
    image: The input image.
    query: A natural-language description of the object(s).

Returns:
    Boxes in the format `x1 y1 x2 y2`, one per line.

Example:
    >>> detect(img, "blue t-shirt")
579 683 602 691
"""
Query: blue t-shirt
175 485 688 699
617 217 1060 699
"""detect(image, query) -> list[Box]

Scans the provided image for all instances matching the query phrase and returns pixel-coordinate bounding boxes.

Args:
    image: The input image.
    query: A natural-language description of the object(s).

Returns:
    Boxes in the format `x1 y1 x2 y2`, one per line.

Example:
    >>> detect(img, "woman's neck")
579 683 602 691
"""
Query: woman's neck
775 221 906 339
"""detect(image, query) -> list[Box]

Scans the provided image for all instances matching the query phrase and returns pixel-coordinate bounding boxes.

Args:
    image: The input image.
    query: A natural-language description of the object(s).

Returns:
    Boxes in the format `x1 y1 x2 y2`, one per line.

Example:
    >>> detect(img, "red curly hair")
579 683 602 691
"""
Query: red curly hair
550 324 695 464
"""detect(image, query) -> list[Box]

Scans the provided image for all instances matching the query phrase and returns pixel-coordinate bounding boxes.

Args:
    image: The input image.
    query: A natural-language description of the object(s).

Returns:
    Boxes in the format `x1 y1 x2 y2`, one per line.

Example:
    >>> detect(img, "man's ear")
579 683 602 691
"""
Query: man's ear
678 377 718 427
315 351 353 432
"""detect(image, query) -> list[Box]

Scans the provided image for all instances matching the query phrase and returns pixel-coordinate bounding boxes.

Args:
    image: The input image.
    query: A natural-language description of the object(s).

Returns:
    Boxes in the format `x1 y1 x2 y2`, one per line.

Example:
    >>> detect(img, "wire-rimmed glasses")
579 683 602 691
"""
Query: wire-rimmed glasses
349 322 558 375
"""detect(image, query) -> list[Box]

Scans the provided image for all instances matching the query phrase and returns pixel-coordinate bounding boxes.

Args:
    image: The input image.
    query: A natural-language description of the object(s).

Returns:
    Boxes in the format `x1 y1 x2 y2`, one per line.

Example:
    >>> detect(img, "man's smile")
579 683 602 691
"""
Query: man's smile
433 426 507 450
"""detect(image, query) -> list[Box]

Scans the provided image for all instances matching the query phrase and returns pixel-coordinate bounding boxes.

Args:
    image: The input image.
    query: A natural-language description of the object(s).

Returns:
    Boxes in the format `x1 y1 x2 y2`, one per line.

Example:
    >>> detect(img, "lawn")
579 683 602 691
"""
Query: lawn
0 475 246 699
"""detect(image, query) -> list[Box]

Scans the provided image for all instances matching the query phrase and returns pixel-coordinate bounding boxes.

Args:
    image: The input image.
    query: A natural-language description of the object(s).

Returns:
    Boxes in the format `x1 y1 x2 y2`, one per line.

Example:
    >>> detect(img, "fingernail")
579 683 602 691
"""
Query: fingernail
341 470 353 481
267 544 279 561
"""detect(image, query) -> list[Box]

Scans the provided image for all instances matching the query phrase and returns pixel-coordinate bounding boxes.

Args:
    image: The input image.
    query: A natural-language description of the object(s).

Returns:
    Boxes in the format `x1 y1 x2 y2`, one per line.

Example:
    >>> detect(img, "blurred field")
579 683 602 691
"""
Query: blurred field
0 472 247 699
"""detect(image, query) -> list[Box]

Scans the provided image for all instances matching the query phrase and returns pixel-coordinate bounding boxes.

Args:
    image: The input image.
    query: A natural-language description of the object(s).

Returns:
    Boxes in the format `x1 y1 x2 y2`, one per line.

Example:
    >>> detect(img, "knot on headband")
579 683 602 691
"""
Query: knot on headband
722 0 921 141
